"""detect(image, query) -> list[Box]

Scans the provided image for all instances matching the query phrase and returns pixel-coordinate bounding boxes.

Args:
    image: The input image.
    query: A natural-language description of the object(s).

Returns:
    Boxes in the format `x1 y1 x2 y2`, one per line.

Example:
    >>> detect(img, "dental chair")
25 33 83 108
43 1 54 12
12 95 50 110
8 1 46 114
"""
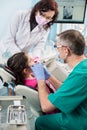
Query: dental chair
0 64 15 89
15 59 70 118
0 63 43 117
0 58 69 118
42 57 70 82
15 85 43 117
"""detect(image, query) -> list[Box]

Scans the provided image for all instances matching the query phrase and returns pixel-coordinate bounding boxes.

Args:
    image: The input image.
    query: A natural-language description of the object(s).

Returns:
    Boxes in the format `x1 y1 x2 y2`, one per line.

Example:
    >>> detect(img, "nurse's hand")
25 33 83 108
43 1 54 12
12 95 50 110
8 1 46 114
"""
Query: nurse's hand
31 63 45 80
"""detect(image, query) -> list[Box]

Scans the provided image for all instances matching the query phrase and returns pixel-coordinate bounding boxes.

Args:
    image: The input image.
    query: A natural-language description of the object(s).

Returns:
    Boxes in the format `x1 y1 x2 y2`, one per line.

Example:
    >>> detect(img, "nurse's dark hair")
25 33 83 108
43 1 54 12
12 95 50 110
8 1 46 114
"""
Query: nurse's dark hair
58 29 86 55
7 52 29 85
30 0 58 30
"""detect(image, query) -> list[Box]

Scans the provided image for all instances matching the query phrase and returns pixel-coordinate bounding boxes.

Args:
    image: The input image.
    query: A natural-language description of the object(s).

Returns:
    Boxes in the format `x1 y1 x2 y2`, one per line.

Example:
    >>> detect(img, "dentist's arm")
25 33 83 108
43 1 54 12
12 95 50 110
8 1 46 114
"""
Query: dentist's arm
44 66 62 90
31 63 56 113
38 80 56 113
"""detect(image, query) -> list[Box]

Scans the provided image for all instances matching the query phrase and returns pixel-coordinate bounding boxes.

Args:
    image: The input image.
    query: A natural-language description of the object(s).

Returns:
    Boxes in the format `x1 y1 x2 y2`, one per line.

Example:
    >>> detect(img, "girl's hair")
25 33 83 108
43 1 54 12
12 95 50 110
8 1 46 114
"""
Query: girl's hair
7 52 29 85
30 0 58 30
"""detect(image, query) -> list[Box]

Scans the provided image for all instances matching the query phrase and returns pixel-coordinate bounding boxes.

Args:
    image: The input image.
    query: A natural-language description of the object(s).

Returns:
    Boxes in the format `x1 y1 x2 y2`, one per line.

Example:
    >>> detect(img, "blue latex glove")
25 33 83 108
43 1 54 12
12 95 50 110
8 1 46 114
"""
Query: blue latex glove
43 66 51 80
31 63 45 80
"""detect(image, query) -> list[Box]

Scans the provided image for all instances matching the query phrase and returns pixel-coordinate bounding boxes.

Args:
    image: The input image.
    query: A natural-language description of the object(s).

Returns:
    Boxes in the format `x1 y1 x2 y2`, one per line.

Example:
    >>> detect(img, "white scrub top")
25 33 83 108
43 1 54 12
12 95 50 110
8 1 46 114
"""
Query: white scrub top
0 10 50 59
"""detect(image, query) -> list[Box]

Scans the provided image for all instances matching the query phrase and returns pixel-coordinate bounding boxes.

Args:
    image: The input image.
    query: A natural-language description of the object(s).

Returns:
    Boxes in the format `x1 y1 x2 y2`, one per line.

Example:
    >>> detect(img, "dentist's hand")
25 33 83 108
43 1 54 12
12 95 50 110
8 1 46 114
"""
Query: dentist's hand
31 63 45 80
43 66 51 80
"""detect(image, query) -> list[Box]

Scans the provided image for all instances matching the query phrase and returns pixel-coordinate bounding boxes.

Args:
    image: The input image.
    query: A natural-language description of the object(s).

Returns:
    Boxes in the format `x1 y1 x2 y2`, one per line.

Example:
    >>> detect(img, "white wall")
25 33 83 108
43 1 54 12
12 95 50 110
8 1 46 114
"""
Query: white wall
0 0 34 39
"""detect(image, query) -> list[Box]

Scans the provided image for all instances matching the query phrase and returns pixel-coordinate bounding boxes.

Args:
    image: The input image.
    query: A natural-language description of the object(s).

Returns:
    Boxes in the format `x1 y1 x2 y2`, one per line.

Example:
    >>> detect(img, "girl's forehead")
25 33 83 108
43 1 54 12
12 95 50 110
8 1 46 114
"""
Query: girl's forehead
25 53 31 59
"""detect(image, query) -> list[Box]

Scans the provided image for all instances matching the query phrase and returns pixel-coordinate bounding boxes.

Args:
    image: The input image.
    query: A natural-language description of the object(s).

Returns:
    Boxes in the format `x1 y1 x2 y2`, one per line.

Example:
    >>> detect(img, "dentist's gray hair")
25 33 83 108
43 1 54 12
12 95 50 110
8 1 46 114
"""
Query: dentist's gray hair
57 29 86 55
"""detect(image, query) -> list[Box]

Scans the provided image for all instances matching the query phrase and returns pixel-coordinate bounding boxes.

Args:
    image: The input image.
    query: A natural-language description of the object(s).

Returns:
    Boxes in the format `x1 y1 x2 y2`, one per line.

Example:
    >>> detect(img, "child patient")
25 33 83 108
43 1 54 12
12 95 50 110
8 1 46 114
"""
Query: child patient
7 52 56 95
7 52 59 114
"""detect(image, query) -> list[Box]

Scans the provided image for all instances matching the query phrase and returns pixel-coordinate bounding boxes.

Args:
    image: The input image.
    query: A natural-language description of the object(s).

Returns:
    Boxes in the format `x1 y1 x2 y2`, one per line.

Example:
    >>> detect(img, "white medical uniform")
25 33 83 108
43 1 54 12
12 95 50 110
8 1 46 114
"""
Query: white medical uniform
0 10 50 59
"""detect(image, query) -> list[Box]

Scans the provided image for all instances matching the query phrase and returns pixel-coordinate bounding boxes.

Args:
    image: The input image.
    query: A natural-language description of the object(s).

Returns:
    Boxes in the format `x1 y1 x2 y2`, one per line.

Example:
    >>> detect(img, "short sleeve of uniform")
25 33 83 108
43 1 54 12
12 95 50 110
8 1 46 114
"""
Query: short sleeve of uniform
48 59 87 113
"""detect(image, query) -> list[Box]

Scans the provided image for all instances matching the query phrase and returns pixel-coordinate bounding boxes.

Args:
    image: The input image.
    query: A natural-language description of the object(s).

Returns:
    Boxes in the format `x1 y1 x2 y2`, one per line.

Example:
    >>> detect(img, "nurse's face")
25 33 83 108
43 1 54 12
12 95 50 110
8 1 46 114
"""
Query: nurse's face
35 10 55 25
39 10 55 21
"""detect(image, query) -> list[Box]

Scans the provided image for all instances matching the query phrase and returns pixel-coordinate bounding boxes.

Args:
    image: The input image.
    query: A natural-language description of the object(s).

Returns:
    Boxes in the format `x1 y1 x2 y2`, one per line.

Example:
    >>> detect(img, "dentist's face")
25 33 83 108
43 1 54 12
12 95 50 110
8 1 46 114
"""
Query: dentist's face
56 37 70 63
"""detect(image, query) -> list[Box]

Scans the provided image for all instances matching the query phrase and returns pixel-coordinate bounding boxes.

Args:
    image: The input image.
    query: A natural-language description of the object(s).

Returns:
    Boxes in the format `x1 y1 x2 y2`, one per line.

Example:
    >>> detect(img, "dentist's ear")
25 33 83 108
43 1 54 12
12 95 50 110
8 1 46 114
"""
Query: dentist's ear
64 47 71 57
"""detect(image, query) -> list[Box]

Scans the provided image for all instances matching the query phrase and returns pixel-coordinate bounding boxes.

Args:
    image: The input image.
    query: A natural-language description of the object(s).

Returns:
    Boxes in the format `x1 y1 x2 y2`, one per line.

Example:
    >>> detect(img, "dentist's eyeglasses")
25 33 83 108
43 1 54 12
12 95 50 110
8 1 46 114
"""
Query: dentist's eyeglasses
54 44 71 53
54 45 63 49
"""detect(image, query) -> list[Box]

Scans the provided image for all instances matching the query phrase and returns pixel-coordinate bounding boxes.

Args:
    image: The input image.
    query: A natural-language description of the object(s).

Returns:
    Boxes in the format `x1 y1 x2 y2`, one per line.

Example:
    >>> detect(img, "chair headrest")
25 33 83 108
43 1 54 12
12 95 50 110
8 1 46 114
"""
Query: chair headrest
0 64 16 78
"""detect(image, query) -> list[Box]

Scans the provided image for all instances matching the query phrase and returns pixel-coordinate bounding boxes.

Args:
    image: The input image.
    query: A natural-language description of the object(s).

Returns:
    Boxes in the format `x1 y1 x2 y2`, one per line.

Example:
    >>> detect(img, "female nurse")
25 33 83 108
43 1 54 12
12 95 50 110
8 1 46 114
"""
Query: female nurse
1 0 58 59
